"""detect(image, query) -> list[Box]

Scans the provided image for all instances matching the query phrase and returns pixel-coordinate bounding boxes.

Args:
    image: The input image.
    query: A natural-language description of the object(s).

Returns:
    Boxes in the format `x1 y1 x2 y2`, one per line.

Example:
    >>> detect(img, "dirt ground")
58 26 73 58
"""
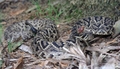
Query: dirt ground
0 0 120 69
0 1 74 69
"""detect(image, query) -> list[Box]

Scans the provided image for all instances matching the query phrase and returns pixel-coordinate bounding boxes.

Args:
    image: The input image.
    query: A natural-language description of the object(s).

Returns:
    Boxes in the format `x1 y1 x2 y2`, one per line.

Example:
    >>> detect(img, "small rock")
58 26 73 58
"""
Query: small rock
19 44 33 54
112 20 120 38
0 0 4 3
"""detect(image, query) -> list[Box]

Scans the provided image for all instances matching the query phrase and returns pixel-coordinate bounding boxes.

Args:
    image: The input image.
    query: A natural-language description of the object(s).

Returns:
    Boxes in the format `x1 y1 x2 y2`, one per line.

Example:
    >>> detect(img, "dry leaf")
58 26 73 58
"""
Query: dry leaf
14 57 24 69
9 7 26 16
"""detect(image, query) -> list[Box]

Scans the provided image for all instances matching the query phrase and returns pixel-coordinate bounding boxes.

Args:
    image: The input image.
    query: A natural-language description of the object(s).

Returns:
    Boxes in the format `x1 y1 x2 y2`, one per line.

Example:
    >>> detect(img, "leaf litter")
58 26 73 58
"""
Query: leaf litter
0 0 120 69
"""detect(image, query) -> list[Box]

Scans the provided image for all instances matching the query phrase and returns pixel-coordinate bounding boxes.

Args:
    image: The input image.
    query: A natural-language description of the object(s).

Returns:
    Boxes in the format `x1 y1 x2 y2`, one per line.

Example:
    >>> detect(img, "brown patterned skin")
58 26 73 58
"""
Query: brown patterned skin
69 16 115 41
3 16 115 60
31 39 65 59
3 18 64 60
3 18 59 42
27 16 116 59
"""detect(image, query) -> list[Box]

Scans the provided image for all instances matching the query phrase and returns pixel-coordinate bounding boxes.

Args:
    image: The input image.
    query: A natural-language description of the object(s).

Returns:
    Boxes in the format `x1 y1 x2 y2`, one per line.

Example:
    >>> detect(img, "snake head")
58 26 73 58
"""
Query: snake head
77 26 84 34
76 26 94 41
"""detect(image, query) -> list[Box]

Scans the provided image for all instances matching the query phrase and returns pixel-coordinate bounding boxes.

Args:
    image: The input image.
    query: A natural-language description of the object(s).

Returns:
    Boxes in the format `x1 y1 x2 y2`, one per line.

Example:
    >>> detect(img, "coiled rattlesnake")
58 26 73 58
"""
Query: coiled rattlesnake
3 16 117 59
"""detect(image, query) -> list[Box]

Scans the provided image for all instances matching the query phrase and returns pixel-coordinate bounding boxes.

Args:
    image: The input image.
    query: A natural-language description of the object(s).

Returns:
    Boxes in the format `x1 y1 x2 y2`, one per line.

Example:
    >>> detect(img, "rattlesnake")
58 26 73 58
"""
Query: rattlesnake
70 16 115 41
3 18 59 42
3 16 116 59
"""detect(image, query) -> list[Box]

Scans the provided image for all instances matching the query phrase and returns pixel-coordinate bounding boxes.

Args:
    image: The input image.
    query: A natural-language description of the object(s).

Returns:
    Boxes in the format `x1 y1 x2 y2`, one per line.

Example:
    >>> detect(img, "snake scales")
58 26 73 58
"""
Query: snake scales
3 16 116 59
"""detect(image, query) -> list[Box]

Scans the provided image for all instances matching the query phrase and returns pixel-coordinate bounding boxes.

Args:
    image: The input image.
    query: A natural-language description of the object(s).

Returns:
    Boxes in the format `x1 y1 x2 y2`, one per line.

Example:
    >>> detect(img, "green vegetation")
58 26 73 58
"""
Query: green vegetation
0 59 2 69
31 0 120 23
0 24 3 44
31 0 42 16
0 24 2 68
0 11 4 44
8 41 22 52
0 11 3 68
0 11 4 21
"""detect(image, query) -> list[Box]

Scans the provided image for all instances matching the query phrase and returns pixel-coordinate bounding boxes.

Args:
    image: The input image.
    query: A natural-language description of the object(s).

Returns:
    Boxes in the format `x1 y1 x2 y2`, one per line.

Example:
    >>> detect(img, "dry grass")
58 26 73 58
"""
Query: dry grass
32 0 120 23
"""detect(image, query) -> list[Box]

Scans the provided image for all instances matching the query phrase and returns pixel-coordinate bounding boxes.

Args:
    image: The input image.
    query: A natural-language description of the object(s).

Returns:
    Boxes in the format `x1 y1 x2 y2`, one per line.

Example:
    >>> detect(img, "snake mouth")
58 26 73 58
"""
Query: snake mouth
77 26 84 34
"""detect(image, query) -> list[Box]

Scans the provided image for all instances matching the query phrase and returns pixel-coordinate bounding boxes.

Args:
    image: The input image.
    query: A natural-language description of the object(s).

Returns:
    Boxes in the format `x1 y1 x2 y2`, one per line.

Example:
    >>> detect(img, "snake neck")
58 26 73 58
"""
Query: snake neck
25 20 37 35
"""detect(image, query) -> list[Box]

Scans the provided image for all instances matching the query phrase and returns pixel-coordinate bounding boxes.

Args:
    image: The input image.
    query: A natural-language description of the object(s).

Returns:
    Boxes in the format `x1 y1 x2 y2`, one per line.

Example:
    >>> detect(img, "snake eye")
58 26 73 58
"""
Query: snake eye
49 54 54 58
